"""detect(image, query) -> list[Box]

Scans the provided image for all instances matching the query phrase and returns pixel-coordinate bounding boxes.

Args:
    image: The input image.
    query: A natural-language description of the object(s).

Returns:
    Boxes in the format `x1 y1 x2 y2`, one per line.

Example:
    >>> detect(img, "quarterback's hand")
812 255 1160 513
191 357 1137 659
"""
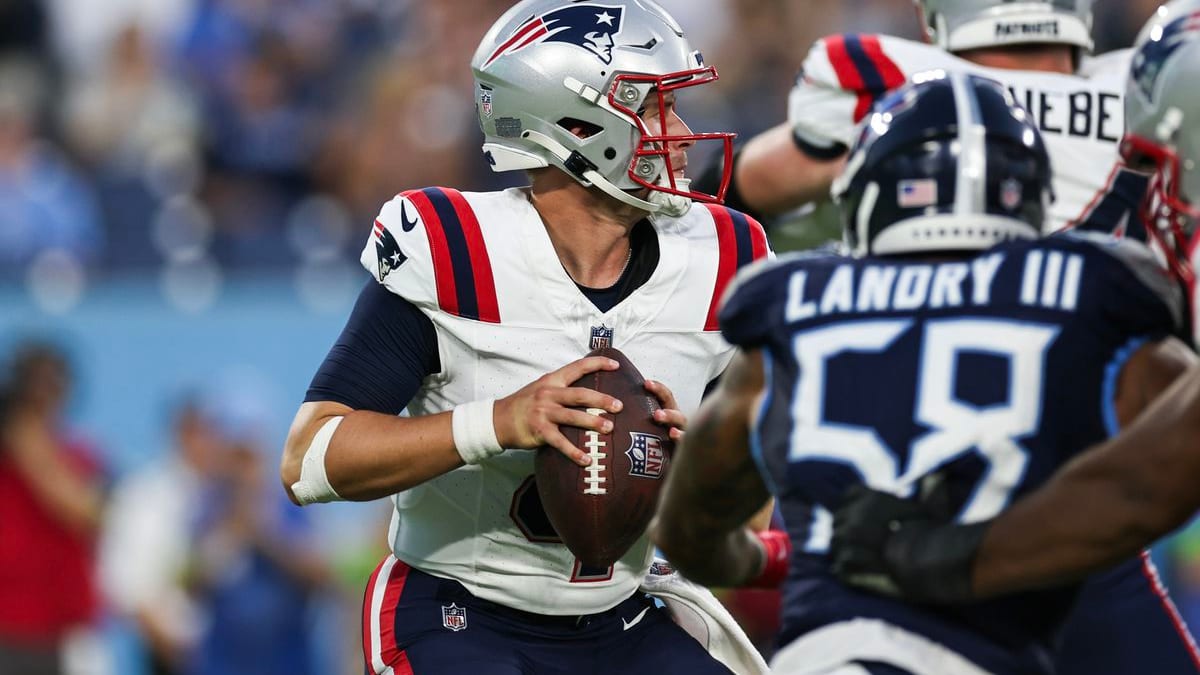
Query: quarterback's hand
830 484 991 604
494 356 624 466
644 379 686 442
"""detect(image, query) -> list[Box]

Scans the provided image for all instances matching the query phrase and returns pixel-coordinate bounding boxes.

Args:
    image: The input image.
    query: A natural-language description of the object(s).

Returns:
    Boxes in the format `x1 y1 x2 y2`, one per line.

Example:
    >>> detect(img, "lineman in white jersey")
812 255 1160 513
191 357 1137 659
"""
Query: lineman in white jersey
696 0 1145 236
279 1 772 674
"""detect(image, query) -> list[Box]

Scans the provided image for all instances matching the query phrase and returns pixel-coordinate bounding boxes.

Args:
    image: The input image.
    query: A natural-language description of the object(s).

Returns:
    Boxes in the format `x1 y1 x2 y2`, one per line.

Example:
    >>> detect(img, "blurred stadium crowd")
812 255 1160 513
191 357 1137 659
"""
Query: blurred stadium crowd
0 1 1195 674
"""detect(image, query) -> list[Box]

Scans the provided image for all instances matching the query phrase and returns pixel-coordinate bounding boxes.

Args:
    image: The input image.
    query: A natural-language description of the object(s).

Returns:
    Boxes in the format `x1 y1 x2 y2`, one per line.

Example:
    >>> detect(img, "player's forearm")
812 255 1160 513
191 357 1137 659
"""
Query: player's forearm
655 520 764 587
282 402 463 503
973 366 1200 596
736 123 845 216
652 350 770 586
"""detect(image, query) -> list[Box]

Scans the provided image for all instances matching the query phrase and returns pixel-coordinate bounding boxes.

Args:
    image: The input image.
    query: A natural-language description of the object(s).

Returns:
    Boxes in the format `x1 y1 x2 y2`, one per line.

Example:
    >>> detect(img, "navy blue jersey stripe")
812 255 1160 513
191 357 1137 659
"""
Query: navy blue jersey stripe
728 208 755 269
424 187 481 321
844 34 886 93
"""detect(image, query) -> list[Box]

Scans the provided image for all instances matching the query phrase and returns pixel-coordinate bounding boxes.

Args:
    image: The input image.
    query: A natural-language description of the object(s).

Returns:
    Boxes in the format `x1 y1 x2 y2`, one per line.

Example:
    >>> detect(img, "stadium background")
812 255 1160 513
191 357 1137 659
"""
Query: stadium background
2 0 1197 673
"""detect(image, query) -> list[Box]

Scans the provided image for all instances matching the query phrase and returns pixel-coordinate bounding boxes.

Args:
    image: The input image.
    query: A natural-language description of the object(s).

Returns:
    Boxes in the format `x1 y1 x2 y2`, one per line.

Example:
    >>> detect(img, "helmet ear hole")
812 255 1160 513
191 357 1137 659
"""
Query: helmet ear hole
557 117 603 139
604 148 617 160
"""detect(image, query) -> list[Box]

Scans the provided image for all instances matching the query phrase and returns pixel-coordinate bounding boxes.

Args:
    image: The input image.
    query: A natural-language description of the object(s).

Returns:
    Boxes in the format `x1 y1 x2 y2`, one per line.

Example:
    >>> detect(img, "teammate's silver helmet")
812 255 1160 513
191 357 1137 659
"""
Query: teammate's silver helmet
470 0 734 216
915 0 1094 53
1123 0 1200 284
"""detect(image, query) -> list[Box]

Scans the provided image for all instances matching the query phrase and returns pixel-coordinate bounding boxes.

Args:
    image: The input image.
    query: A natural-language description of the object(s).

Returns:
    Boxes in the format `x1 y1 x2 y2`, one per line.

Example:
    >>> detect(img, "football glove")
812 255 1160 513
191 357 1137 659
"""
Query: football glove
829 483 992 604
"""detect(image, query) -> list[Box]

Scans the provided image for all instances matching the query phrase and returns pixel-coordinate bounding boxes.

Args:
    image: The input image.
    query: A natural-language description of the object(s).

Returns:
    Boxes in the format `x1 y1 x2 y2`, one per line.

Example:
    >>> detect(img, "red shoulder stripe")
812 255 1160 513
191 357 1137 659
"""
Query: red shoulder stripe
441 188 500 323
403 189 460 316
704 204 740 332
824 34 874 123
860 35 905 90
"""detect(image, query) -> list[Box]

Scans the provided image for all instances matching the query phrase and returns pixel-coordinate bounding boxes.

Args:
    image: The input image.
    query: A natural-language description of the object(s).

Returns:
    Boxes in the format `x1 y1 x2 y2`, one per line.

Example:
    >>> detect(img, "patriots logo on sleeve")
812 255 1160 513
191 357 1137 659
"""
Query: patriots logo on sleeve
482 4 625 67
374 218 406 280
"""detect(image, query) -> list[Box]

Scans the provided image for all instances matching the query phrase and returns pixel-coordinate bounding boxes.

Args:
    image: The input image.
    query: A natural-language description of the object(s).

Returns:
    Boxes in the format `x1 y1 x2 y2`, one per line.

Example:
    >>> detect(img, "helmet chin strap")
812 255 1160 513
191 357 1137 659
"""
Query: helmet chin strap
522 130 692 217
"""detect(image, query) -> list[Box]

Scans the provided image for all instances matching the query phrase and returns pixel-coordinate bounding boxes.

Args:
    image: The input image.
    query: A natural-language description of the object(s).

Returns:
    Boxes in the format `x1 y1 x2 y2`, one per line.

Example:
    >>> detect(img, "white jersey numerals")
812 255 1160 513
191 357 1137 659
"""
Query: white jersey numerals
787 317 1059 552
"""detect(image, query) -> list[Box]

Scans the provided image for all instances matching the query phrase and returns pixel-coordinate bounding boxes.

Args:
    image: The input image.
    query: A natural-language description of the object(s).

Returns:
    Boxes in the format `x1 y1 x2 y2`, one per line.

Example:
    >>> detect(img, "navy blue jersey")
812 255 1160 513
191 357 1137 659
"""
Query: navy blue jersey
719 232 1184 675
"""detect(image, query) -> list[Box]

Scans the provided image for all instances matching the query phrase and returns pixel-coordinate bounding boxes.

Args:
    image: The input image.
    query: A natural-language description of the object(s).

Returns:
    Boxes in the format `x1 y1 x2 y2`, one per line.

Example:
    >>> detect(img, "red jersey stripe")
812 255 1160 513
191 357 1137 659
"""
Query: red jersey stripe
704 204 740 331
403 189 460 316
442 188 501 324
860 35 905 89
824 34 875 122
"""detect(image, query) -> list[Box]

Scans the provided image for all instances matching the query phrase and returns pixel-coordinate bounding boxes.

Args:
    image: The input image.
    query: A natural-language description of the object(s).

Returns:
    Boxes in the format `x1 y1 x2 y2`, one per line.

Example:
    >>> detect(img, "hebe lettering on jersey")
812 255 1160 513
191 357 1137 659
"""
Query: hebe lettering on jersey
1007 85 1123 143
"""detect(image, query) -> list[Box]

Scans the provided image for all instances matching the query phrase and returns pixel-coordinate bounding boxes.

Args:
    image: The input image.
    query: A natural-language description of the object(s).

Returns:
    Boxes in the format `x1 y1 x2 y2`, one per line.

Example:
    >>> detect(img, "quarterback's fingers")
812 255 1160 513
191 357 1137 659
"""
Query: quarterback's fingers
541 428 592 466
551 407 613 435
643 379 680 411
551 356 620 386
557 386 624 414
652 407 687 432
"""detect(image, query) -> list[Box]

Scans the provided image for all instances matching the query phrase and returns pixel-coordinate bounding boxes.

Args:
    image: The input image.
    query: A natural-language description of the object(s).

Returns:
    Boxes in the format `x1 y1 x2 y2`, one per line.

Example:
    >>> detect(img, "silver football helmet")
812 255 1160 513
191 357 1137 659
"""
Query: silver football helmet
470 0 734 216
915 0 1094 53
1123 0 1200 284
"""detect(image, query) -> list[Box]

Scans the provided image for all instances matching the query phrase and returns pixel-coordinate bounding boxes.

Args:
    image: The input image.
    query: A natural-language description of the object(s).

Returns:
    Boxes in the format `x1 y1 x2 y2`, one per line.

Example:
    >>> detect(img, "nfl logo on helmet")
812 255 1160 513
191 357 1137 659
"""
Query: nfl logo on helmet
625 432 666 479
480 85 494 118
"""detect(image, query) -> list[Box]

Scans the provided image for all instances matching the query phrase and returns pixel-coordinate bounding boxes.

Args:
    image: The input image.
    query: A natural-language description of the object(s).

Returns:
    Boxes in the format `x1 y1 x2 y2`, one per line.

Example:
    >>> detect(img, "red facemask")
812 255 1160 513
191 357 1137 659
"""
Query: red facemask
607 67 735 205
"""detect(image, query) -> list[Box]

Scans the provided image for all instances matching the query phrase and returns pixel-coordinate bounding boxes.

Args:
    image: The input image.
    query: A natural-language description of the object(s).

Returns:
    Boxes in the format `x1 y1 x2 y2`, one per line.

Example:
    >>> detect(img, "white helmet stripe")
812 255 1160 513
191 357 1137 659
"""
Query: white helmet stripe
950 71 988 219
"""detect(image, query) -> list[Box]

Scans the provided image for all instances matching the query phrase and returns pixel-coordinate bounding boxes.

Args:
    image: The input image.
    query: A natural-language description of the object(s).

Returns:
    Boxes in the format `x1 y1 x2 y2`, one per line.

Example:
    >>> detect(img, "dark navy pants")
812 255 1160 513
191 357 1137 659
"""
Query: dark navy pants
362 555 734 675
1055 554 1200 674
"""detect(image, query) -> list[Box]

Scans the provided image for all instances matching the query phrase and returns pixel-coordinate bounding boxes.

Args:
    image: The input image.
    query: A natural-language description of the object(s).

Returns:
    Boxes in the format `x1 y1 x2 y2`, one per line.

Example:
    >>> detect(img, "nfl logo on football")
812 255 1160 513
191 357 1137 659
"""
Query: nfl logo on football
625 432 665 479
442 603 467 632
589 324 614 350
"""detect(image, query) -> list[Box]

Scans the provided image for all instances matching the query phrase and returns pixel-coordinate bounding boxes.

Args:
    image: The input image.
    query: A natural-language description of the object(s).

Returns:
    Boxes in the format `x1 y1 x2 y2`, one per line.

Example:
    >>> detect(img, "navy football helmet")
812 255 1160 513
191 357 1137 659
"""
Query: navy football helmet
832 70 1053 257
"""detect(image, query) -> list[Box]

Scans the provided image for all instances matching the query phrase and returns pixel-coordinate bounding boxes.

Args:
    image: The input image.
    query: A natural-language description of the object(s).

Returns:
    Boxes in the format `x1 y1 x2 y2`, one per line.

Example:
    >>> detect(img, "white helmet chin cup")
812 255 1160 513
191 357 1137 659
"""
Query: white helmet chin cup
647 178 693 217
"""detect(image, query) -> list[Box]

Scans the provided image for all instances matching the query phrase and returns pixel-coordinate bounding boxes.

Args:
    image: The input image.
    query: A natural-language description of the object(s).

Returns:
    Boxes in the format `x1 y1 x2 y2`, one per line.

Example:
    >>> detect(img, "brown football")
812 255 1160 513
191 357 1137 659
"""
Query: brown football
534 347 675 569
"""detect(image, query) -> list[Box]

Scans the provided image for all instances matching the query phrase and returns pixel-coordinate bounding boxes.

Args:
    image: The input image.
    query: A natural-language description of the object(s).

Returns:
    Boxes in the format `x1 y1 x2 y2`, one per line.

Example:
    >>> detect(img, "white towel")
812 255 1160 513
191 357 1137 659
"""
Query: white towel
640 560 770 675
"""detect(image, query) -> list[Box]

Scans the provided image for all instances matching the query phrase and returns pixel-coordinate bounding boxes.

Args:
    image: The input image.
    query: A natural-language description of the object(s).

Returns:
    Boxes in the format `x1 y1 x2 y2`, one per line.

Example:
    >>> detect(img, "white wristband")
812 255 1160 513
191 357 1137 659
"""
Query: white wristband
452 399 504 464
291 416 344 505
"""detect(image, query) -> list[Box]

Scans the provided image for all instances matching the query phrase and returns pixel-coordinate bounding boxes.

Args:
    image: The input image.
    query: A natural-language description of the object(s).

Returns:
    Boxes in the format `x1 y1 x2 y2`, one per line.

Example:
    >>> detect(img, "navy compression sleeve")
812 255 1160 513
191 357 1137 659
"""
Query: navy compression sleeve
305 280 440 414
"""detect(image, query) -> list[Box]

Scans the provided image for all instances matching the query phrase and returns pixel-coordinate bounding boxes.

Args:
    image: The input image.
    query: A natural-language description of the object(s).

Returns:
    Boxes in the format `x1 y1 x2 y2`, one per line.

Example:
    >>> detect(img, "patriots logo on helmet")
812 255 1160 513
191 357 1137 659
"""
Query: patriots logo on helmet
625 432 665 479
374 219 406 280
1131 11 1200 104
483 4 625 67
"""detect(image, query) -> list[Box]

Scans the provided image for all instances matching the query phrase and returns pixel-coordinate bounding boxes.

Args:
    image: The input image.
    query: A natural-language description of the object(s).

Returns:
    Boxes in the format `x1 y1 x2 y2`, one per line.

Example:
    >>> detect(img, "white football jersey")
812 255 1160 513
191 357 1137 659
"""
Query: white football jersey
789 34 1131 233
358 186 770 615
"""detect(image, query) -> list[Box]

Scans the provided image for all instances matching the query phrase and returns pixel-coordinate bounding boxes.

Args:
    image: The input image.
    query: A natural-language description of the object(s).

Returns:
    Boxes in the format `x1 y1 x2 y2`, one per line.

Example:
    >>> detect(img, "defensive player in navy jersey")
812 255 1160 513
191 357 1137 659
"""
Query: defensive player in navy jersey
827 0 1200 621
652 69 1197 675
278 1 774 673
694 4 1200 674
